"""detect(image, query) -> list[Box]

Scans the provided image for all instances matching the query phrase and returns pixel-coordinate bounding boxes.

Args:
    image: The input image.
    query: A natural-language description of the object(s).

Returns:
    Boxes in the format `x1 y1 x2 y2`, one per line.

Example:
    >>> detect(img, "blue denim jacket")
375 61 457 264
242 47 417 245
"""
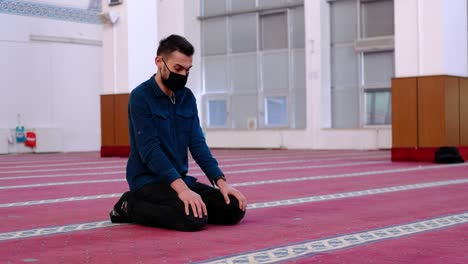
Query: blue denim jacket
126 74 224 191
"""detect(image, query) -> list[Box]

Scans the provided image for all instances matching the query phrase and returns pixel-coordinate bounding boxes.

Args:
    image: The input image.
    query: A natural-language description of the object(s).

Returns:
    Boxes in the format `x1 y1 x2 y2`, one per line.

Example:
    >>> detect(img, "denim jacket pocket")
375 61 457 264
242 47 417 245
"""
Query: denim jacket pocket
152 111 169 120
175 108 194 133
151 109 170 137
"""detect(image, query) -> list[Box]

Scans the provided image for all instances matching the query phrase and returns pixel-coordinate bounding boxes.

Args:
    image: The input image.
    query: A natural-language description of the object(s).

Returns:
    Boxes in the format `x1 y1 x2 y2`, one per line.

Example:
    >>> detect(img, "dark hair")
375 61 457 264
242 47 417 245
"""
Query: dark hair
156 34 194 57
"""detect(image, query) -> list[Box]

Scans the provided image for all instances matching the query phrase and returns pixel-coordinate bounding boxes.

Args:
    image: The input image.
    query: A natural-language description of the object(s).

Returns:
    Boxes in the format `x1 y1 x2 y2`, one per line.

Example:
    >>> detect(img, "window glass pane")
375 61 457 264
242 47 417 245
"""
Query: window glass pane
258 0 288 8
365 90 391 125
230 54 257 92
204 56 228 92
291 7 305 48
261 12 288 50
292 50 305 89
208 100 228 127
331 45 358 87
330 0 357 43
231 14 257 53
232 94 257 129
360 0 394 38
202 0 226 16
202 18 227 56
292 88 306 128
363 51 394 87
332 89 360 128
231 0 256 12
265 96 288 126
262 51 289 91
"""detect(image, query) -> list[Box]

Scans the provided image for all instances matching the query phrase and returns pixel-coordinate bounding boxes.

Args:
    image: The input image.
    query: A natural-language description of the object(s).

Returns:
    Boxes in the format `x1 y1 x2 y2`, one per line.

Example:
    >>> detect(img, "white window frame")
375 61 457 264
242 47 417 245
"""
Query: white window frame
203 95 231 129
260 93 290 128
200 0 305 130
329 0 394 129
363 88 392 126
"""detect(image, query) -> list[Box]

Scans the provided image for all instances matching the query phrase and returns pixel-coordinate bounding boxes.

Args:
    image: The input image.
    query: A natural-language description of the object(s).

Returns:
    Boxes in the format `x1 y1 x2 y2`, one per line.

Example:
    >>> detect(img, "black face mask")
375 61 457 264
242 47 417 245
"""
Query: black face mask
161 58 189 92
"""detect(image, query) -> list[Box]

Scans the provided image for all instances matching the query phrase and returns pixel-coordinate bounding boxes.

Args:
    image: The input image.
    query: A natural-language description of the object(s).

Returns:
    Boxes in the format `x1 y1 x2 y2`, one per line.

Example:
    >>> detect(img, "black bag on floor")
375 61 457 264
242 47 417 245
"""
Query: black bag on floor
434 147 464 164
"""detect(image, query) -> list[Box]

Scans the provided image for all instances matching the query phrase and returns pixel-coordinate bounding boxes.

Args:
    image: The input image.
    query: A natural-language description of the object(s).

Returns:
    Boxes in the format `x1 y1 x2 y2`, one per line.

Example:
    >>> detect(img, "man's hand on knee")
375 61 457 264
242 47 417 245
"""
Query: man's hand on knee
171 178 208 218
178 189 207 218
217 179 247 211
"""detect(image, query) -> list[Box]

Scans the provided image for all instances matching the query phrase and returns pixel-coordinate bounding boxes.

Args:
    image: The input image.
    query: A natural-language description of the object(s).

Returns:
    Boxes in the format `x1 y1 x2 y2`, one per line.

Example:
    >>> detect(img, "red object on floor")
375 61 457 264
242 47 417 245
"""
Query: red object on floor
100 146 130 157
392 146 468 162
459 147 468 160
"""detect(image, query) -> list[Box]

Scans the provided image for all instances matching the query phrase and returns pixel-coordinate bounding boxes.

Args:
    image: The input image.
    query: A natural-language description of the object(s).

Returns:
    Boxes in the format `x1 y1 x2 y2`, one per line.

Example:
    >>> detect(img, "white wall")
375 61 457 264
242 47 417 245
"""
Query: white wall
127 0 158 90
158 0 185 38
101 1 129 94
184 0 203 98
101 0 158 94
0 12 102 152
442 0 467 76
395 0 468 77
394 0 419 77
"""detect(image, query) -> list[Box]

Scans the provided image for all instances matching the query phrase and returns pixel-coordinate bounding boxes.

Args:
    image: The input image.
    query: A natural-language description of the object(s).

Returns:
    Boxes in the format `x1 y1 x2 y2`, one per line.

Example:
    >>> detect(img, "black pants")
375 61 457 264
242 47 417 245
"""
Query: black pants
126 182 245 231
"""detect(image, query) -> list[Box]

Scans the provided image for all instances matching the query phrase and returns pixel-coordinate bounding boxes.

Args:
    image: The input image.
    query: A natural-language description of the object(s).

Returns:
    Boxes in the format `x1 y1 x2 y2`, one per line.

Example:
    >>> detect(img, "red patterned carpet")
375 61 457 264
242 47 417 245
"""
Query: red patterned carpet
0 149 467 264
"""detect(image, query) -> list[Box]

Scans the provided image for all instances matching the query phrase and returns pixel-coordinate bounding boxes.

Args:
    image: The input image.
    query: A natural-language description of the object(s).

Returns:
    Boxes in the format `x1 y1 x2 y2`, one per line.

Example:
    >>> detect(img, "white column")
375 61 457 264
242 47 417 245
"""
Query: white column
127 0 158 90
395 0 467 77
157 0 185 38
101 0 158 94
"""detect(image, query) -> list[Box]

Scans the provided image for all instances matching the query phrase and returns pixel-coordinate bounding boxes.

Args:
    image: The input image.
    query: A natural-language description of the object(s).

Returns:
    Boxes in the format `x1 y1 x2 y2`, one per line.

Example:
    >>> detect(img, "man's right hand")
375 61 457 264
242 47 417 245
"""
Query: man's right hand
177 189 207 218
171 178 207 218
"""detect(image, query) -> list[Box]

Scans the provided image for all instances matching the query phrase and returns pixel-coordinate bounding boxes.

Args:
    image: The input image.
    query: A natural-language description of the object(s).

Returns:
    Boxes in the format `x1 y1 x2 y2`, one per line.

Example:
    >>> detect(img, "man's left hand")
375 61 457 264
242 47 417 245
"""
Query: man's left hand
216 179 247 211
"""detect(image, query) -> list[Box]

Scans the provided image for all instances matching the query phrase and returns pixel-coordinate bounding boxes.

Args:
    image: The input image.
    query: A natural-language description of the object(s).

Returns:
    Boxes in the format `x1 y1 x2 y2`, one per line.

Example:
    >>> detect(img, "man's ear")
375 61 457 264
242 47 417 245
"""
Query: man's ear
155 56 161 67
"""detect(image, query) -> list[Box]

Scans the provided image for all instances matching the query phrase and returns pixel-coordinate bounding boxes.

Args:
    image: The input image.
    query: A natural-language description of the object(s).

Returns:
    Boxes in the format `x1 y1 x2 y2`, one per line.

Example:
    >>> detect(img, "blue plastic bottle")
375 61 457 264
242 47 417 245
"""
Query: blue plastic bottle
15 114 26 143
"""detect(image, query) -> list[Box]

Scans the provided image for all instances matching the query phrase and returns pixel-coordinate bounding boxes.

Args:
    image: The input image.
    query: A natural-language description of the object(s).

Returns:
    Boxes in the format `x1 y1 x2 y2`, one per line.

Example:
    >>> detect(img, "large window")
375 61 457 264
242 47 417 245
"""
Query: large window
330 0 394 128
200 0 305 130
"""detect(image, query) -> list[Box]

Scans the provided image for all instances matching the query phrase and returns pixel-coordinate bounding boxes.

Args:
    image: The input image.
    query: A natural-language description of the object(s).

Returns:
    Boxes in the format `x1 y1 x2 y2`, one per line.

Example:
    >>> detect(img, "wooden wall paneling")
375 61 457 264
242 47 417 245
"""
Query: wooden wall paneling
114 94 130 146
444 76 460 146
418 76 445 147
460 78 468 146
391 77 418 147
100 95 115 146
418 76 460 147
